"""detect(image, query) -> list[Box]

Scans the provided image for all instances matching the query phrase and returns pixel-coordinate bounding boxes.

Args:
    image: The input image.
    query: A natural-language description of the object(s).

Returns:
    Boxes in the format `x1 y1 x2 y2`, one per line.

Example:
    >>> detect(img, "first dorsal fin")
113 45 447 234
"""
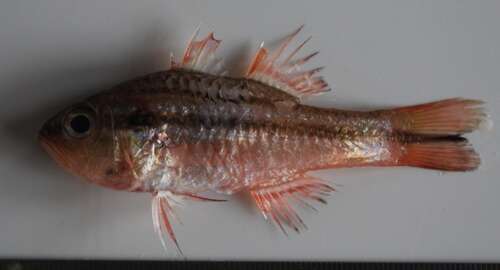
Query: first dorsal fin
170 27 226 75
246 26 331 98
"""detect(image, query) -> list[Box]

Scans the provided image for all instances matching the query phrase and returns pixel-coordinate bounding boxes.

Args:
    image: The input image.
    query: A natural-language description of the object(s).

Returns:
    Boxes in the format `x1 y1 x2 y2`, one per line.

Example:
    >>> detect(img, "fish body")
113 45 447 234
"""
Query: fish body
87 69 397 194
38 27 486 253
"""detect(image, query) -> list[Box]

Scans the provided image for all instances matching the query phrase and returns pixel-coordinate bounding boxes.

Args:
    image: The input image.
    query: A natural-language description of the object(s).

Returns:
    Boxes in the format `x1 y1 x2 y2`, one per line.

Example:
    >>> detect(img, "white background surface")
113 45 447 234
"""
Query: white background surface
0 0 499 261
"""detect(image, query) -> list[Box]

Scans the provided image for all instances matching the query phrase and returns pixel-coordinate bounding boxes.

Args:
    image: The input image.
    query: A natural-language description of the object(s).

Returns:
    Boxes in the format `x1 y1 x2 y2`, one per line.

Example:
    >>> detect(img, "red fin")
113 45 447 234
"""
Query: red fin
152 191 184 255
178 192 227 202
246 26 330 98
387 98 487 135
151 191 225 255
250 175 335 234
170 27 225 75
400 138 480 171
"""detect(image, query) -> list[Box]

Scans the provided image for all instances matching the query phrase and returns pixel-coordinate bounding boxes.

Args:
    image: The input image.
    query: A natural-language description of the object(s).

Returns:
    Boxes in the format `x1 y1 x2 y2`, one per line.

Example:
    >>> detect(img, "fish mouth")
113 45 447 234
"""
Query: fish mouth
38 119 62 161
38 132 69 169
39 135 59 159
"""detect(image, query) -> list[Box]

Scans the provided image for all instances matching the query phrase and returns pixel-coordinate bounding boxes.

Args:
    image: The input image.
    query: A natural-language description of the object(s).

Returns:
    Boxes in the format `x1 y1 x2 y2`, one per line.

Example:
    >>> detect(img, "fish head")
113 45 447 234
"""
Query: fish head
38 100 129 189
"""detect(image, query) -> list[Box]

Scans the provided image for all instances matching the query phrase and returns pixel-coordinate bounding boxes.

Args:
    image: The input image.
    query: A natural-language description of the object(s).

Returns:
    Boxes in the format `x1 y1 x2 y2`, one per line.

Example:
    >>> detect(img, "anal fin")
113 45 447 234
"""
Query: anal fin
250 175 335 234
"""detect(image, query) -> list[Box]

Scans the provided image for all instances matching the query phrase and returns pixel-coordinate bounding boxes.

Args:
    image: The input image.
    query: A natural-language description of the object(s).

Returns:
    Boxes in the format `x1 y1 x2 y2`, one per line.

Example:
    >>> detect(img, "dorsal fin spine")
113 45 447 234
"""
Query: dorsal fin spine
171 28 225 75
245 26 330 98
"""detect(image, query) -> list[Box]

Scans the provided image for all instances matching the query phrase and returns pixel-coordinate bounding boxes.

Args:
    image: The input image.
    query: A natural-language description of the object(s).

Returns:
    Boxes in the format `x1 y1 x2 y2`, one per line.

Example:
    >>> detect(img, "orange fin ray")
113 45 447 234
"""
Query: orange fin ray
250 175 335 234
178 192 227 202
386 98 488 136
400 138 480 171
171 27 226 75
246 26 330 98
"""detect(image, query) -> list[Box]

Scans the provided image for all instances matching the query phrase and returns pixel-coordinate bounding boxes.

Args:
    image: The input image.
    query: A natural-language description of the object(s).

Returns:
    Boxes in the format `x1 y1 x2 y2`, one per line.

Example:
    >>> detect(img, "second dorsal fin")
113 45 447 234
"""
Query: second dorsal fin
170 27 226 75
246 26 331 98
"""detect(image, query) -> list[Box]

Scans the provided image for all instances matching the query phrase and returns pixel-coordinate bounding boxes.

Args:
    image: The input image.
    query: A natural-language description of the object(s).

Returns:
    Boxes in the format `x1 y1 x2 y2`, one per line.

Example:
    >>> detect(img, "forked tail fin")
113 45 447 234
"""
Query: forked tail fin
381 98 487 171
399 137 480 171
385 98 487 136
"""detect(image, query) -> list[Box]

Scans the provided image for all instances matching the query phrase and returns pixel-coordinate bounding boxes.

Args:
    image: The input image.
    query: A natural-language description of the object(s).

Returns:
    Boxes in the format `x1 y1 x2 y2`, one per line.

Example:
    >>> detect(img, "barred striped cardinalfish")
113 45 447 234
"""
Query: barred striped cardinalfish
38 26 487 254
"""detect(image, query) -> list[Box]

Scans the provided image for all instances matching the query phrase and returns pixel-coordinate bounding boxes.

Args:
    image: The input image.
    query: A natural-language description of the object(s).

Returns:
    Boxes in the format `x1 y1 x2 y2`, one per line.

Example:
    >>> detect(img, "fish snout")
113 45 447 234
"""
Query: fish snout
38 123 49 141
38 115 62 145
38 120 54 141
38 120 55 152
38 118 69 169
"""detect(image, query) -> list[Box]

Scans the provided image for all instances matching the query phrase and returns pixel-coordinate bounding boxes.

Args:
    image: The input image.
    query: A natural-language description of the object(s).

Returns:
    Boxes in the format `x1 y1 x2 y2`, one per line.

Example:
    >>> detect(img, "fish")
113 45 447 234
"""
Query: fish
38 26 487 254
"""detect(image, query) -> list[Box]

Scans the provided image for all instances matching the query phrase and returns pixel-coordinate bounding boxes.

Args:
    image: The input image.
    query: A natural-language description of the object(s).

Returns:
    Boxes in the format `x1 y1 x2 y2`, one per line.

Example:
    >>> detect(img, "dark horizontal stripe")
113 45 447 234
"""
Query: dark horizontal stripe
393 132 469 144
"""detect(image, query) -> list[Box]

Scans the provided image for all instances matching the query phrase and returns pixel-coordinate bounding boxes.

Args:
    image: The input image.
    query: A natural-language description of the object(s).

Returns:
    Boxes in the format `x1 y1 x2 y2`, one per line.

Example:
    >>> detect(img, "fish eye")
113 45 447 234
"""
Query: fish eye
65 112 93 138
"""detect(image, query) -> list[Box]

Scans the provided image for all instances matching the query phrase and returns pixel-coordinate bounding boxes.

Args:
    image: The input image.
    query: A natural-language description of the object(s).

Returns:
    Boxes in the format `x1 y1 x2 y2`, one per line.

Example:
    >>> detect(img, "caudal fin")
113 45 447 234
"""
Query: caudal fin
399 137 480 171
387 98 487 136
381 98 487 171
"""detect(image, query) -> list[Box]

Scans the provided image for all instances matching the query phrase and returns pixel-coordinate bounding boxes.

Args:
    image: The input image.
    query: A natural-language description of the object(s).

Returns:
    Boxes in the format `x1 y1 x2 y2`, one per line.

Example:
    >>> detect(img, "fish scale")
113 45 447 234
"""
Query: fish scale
118 87 390 194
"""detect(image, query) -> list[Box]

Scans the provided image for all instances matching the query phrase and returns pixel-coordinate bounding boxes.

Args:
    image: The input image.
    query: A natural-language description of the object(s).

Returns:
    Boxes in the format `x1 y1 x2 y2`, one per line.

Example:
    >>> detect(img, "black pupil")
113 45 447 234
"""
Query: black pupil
70 115 90 134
